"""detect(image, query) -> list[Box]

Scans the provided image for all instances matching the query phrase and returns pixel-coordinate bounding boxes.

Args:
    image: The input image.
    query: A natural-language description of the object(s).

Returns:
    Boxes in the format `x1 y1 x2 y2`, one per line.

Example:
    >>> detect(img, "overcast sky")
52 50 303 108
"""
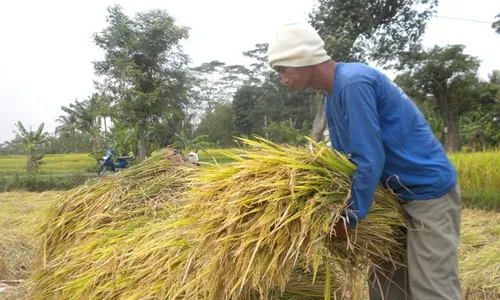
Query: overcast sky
1 0 499 143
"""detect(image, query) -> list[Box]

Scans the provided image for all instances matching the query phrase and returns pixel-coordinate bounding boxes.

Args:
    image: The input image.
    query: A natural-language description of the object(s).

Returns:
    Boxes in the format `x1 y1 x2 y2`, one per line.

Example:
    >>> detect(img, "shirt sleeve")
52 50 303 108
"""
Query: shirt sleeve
340 81 385 227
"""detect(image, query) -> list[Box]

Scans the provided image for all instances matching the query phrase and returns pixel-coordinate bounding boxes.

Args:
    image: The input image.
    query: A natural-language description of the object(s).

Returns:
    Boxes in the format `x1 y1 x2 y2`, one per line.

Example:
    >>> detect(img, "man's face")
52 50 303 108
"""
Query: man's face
274 66 312 92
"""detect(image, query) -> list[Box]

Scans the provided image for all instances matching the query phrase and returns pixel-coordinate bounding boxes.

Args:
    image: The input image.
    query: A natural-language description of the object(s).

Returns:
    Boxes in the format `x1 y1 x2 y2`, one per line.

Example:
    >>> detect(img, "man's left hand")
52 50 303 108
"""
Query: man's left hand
332 220 348 239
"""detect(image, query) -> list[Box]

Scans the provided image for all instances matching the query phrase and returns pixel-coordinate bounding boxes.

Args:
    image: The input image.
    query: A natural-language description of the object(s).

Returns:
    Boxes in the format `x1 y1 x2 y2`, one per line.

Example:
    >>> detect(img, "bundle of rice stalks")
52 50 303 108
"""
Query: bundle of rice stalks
154 137 407 299
27 138 406 300
27 148 197 299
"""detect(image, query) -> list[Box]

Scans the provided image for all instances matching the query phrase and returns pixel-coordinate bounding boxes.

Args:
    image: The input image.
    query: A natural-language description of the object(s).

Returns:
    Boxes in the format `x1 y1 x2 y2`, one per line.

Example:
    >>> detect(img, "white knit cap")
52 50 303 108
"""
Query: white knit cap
267 23 331 69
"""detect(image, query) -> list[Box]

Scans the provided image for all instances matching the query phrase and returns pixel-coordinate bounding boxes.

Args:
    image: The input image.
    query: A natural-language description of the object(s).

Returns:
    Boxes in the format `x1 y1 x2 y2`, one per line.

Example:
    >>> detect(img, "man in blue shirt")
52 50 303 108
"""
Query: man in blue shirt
267 23 462 300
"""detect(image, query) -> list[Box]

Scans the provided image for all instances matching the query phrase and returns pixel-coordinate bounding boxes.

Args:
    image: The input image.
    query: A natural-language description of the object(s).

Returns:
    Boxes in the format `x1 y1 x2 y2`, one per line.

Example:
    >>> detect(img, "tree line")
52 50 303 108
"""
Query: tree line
2 2 500 173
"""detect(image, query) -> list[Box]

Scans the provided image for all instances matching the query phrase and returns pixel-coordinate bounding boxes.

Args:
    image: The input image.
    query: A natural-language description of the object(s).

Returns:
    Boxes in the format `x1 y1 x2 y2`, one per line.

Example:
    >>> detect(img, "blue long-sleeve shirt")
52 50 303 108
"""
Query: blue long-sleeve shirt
324 62 457 227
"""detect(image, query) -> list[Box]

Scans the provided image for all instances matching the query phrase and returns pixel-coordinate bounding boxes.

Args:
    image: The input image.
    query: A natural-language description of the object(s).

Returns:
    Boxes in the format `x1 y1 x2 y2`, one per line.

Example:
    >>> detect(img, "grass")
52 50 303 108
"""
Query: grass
198 148 242 164
0 174 94 193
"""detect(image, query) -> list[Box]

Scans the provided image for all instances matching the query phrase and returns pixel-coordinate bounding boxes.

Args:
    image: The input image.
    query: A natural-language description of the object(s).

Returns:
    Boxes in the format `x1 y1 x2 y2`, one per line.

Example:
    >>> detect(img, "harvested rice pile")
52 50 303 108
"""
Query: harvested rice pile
27 138 408 299
459 209 500 299
27 148 196 299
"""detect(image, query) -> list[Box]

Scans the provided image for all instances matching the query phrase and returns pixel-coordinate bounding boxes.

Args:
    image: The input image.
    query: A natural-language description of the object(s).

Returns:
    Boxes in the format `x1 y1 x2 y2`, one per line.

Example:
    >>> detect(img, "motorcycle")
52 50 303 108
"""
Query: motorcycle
97 149 135 176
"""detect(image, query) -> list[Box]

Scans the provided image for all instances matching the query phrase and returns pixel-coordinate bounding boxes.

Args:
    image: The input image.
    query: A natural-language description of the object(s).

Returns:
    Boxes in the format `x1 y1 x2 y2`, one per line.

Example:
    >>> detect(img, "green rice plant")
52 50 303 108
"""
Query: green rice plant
449 151 500 192
0 153 95 176
198 148 243 164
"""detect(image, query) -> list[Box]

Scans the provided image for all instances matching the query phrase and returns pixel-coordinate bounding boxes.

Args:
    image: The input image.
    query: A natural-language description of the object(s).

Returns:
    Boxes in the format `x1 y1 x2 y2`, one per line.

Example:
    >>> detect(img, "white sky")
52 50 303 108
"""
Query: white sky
1 0 499 143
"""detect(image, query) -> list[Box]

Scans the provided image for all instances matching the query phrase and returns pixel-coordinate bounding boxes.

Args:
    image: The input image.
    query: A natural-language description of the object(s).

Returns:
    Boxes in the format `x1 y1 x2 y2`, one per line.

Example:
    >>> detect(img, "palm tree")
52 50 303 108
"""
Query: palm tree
55 114 79 153
13 121 47 174
60 96 102 151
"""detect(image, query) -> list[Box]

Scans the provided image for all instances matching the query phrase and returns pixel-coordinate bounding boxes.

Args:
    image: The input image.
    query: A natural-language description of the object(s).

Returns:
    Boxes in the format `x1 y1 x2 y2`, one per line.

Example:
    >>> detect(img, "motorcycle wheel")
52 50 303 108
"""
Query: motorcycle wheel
97 165 108 176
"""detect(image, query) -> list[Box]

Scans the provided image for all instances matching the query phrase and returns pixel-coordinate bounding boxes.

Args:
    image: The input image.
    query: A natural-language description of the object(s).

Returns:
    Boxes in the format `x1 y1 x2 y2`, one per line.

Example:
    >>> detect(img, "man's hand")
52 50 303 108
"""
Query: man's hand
332 219 348 239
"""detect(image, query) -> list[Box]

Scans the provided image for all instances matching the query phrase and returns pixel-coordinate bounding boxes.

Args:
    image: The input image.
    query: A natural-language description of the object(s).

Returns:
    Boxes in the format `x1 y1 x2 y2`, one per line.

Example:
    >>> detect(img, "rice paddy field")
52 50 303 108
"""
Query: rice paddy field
0 148 499 299
0 154 95 176
1 149 499 187
0 150 233 176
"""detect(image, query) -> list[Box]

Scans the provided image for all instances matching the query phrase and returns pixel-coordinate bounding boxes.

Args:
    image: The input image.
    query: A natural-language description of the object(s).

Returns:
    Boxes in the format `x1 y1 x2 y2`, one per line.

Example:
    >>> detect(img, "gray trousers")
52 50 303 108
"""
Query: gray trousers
368 184 462 300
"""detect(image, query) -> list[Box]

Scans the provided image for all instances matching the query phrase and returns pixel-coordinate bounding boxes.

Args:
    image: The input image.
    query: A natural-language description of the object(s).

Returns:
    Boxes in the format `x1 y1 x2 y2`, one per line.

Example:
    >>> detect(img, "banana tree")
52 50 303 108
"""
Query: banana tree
13 121 47 174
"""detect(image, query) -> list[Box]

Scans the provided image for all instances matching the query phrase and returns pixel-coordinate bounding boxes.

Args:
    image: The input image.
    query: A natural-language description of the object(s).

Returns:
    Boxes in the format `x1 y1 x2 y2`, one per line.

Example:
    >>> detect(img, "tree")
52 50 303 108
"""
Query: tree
397 44 481 152
196 103 236 147
55 113 79 153
59 94 103 152
229 44 319 143
308 0 439 141
263 120 309 146
13 121 47 174
105 118 136 156
93 5 190 160
488 70 500 85
493 13 500 34
460 70 500 150
232 85 264 137
190 60 230 113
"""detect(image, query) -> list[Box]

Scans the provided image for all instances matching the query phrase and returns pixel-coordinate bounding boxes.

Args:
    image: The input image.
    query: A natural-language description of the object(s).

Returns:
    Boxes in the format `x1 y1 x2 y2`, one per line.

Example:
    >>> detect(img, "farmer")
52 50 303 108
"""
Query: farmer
267 23 462 300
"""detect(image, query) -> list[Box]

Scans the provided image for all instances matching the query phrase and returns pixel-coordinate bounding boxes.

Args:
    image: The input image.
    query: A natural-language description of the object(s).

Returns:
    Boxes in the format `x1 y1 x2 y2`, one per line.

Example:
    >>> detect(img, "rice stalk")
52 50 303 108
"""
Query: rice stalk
27 148 196 299
27 138 407 300
161 137 407 299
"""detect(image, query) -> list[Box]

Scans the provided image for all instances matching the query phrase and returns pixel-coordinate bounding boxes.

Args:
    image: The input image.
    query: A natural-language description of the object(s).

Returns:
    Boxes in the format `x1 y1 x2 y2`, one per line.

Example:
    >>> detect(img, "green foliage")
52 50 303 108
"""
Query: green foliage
13 121 48 174
263 121 309 146
489 70 500 85
309 0 438 65
461 191 500 211
0 174 91 192
493 13 500 34
197 148 241 164
460 113 500 151
172 131 213 154
93 5 190 160
306 0 438 142
397 44 481 152
232 85 264 137
393 72 431 108
105 118 136 157
190 61 234 113
195 103 236 147
397 67 500 152
228 44 319 145
58 94 104 152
